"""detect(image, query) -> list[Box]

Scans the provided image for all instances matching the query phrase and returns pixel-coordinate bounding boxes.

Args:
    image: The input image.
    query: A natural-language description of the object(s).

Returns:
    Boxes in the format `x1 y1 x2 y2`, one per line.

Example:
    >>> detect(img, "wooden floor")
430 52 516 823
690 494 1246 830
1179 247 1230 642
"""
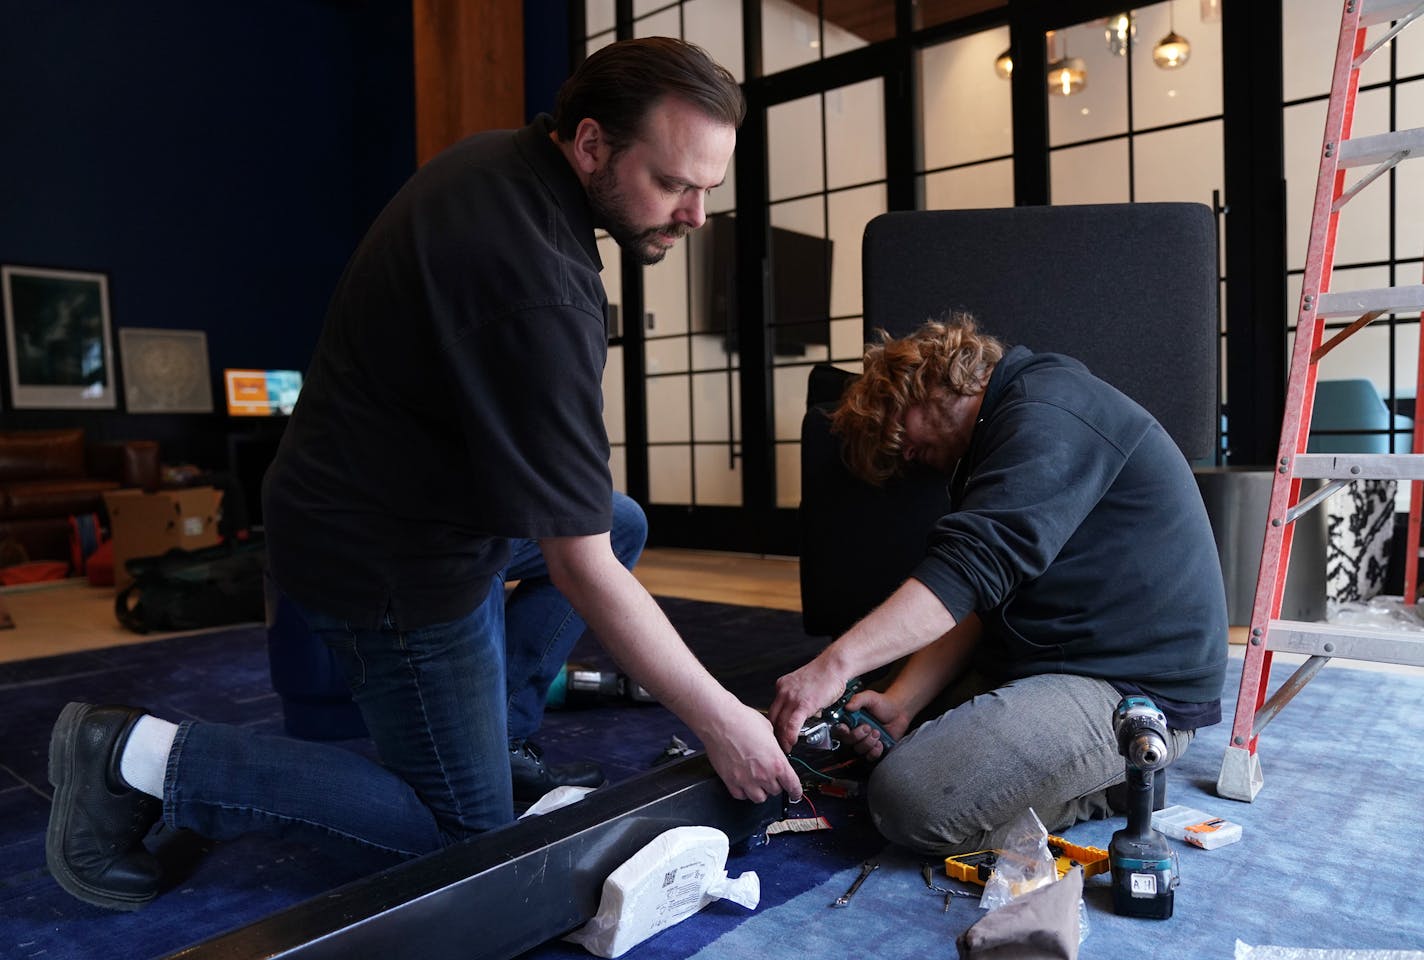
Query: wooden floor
0 548 800 665
6 548 1421 678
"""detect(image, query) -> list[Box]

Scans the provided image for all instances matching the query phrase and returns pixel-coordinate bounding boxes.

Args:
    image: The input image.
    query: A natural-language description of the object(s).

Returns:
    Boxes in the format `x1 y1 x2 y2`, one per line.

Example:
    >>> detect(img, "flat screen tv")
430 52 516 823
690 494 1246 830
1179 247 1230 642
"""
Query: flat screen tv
691 214 832 356
224 368 303 417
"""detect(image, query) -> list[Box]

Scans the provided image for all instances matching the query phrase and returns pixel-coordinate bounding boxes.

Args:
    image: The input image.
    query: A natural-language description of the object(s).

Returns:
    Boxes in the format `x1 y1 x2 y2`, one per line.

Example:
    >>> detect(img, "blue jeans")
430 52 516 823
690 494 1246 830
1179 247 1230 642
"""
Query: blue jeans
162 493 647 857
505 493 647 740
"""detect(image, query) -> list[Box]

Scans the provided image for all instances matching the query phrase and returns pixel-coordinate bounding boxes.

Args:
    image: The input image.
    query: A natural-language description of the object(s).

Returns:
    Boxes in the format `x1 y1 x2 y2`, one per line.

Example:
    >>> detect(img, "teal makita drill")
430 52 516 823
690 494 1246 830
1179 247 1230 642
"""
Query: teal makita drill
1109 695 1179 919
797 678 898 753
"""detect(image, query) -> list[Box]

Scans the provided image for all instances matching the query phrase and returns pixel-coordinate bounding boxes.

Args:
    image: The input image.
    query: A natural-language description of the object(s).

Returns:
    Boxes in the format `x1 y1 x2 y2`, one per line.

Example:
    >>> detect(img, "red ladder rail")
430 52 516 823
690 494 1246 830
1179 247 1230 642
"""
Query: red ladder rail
1218 0 1424 802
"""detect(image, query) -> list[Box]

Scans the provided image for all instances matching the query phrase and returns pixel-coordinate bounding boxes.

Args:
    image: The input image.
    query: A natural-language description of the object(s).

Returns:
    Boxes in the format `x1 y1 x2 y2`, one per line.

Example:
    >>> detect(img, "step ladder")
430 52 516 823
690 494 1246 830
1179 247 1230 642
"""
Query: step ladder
1217 0 1424 802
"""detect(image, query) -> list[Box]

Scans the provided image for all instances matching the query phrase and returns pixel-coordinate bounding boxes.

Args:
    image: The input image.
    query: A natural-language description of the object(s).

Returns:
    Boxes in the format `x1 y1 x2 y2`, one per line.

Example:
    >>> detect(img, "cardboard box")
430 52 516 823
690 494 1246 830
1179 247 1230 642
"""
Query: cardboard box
103 487 224 590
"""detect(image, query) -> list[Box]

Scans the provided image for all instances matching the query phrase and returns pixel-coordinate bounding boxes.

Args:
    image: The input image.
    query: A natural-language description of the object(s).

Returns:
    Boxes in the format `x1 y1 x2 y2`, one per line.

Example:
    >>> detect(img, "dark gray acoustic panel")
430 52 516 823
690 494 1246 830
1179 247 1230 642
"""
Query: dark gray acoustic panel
862 204 1218 460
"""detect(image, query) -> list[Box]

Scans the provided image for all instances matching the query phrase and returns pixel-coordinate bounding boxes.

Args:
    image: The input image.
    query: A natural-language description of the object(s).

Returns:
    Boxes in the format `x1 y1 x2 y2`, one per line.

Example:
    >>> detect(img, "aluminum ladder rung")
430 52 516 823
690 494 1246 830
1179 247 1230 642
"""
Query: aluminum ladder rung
1315 284 1424 318
1362 0 1424 26
1338 127 1424 167
1292 452 1424 481
1268 618 1424 667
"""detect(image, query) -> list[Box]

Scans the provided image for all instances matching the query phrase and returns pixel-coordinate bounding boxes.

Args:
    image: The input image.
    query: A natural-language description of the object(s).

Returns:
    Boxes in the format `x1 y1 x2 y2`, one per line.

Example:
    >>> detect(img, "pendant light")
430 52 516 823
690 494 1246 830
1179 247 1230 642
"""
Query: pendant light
994 47 1013 79
1047 31 1086 96
1105 13 1135 56
1153 2 1191 69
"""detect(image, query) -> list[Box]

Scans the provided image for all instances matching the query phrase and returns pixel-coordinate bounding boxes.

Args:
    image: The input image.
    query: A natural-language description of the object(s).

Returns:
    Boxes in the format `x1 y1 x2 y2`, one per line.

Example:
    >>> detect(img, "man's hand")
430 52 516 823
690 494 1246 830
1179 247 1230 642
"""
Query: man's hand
540 533 803 805
836 690 911 761
698 702 803 803
769 656 851 753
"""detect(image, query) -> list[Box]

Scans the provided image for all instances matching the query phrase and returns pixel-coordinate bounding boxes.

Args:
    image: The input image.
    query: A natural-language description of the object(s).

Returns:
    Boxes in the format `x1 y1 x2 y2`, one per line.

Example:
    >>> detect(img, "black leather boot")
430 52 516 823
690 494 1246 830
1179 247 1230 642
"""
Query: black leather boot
509 738 606 803
46 702 163 910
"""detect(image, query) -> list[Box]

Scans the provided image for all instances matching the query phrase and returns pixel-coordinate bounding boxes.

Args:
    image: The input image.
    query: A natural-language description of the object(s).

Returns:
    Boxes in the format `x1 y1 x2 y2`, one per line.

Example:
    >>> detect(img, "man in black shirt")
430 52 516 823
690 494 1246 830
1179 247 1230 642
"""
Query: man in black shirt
769 317 1227 856
46 38 801 912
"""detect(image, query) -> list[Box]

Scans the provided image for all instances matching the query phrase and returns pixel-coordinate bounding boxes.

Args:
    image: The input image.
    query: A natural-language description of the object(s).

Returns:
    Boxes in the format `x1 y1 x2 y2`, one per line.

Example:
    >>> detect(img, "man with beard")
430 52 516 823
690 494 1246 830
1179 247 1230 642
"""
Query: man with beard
45 37 800 912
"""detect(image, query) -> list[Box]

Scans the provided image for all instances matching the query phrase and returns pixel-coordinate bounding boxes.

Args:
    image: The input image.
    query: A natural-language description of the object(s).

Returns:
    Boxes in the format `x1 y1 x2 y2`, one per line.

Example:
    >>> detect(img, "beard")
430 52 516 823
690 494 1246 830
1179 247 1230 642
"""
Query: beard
587 162 687 266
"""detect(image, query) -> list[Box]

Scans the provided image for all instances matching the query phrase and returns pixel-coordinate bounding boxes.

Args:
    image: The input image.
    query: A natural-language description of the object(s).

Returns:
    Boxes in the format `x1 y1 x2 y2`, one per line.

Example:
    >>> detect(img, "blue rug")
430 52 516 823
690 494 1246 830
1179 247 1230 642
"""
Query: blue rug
3 604 1423 959
679 662 1424 959
0 597 826 960
518 657 1424 960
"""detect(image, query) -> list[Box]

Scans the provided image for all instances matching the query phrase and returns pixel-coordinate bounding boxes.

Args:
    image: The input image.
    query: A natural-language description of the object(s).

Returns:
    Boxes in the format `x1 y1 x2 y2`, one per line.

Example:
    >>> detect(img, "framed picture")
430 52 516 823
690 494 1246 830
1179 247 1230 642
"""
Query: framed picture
2 265 117 409
119 327 214 413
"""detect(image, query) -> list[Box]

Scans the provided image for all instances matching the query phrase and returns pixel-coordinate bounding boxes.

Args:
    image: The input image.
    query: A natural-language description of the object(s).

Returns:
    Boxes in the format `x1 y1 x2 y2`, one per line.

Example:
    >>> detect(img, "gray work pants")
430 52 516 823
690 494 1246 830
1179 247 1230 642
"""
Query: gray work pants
867 672 1193 857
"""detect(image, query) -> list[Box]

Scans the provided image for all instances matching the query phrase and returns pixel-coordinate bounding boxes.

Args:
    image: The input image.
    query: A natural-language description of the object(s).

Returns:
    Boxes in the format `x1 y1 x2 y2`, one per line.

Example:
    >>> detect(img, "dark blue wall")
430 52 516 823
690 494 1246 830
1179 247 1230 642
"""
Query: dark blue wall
0 0 414 465
524 0 571 122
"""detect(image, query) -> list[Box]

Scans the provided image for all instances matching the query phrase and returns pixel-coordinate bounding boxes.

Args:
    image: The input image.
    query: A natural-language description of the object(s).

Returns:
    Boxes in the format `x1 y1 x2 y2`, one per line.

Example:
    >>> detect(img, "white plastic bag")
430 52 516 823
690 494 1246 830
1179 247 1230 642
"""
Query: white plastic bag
517 785 595 819
1235 941 1424 959
565 826 760 958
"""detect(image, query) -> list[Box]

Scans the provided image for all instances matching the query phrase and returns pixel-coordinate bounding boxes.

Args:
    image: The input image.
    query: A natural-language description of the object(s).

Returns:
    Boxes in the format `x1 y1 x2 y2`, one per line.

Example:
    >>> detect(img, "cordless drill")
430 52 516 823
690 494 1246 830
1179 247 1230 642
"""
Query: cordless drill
822 678 897 750
545 663 655 709
1108 695 1178 919
795 678 898 753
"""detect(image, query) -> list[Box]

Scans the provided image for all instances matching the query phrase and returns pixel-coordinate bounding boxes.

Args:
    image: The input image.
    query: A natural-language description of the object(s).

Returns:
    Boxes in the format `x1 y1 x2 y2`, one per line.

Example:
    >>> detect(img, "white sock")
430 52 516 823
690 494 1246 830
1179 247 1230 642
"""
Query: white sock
118 715 178 799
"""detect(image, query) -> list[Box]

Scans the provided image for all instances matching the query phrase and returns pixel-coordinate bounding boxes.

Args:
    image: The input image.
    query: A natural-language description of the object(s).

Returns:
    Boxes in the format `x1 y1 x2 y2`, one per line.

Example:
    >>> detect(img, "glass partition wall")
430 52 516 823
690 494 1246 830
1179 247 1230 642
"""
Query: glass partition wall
578 0 1415 555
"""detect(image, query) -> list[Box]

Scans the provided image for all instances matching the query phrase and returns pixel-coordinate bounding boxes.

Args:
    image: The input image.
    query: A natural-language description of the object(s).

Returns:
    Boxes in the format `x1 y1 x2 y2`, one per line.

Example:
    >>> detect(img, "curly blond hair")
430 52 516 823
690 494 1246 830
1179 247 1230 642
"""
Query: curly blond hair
832 314 1003 485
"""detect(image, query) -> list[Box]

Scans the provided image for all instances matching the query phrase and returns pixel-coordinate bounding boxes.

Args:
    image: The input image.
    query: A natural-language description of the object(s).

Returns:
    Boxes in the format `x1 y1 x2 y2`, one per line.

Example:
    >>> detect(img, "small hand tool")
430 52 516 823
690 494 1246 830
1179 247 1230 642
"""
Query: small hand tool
831 859 878 908
921 862 976 911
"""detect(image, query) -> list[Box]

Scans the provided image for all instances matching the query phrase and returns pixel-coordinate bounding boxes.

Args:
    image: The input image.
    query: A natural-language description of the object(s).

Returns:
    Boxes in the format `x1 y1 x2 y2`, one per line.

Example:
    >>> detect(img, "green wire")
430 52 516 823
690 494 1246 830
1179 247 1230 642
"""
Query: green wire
788 755 834 781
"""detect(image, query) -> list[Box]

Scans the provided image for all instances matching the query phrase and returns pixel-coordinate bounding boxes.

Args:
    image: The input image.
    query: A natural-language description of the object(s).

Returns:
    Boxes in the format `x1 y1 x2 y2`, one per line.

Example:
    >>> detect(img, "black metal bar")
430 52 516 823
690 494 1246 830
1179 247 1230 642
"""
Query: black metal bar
884 30 916 213
163 755 781 960
1223 0 1286 466
752 42 897 106
734 78 774 536
1009 20 1048 206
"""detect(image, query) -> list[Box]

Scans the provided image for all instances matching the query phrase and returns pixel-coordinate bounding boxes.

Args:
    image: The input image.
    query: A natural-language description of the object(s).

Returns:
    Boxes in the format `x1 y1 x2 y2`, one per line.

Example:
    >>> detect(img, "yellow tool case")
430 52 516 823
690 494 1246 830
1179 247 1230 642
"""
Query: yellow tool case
944 836 1109 887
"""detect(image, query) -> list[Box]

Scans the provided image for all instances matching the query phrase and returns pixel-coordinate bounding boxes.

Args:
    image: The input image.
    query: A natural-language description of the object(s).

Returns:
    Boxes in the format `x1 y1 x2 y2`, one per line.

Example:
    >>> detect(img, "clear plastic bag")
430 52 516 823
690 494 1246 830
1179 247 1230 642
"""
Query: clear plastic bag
977 808 1090 945
980 808 1058 911
1327 595 1424 632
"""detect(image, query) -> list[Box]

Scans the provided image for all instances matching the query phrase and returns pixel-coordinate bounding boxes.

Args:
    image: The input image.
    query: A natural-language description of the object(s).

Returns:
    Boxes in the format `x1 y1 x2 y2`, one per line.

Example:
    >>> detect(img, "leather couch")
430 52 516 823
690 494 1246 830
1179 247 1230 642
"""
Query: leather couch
0 428 160 568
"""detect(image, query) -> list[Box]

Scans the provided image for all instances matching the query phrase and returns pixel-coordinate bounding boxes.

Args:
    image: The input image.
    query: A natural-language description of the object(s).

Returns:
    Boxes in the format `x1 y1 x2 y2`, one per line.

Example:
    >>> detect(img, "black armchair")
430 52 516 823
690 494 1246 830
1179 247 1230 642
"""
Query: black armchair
799 203 1220 639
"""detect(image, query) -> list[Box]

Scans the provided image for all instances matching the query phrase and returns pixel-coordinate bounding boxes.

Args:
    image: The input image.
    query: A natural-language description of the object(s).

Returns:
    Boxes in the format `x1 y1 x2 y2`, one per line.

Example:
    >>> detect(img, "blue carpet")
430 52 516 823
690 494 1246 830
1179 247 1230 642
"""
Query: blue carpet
518 656 1424 960
0 597 827 960
3 605 1423 959
669 661 1424 959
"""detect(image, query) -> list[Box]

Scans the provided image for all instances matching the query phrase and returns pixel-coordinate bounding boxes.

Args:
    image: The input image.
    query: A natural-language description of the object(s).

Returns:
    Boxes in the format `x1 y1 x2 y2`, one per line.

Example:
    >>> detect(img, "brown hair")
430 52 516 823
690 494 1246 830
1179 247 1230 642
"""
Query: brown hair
832 314 1004 485
553 37 746 151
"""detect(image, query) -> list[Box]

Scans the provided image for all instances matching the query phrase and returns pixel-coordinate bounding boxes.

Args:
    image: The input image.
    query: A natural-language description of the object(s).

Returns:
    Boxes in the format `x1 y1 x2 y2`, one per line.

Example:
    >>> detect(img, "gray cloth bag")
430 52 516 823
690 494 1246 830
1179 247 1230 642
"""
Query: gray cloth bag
956 866 1084 960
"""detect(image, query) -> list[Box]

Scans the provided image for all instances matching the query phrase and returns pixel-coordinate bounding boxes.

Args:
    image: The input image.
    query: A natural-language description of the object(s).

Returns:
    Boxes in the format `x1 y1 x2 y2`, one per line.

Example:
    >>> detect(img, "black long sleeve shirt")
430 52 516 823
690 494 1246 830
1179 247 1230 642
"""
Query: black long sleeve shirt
911 346 1228 722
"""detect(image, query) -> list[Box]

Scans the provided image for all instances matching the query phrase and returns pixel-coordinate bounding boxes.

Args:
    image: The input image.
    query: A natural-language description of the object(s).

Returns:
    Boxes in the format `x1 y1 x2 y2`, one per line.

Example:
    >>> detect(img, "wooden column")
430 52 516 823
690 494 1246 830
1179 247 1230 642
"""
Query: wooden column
413 0 525 166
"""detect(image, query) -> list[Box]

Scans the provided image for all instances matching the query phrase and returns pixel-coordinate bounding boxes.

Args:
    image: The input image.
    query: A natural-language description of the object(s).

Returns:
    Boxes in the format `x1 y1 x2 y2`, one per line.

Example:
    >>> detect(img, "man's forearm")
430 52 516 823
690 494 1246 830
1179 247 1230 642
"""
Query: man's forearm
540 535 738 735
820 577 960 683
885 614 982 718
542 532 802 803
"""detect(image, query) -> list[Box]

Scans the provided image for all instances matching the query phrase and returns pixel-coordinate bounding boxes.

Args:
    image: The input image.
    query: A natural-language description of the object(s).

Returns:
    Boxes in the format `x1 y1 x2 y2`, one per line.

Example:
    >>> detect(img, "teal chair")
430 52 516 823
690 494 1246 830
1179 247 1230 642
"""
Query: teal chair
1309 379 1413 454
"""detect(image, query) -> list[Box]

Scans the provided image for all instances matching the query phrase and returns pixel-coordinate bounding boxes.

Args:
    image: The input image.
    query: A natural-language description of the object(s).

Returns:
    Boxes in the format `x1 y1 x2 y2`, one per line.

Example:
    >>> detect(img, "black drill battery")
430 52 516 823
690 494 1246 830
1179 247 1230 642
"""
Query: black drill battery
1109 841 1178 919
